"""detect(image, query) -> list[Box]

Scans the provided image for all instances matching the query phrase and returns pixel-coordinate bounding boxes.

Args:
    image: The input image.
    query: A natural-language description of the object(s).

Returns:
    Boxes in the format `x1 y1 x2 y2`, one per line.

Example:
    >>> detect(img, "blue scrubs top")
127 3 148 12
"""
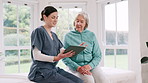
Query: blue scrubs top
28 26 63 81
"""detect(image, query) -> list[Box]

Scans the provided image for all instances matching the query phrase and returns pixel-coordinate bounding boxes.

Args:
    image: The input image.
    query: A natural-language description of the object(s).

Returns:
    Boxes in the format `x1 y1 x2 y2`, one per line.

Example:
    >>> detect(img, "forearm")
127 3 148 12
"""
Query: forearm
33 47 54 62
53 56 61 61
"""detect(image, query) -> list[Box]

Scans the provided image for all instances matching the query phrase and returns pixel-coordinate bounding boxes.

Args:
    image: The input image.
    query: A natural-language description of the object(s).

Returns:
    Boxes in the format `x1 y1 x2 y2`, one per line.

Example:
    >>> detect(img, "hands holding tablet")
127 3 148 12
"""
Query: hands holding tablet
54 50 75 61
63 42 87 55
54 42 87 61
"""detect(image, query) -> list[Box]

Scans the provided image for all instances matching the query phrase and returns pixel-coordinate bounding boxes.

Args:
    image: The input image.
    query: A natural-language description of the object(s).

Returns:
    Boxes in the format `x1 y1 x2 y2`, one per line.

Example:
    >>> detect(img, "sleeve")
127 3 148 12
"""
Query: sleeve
31 29 43 51
53 32 63 50
33 47 54 62
62 58 80 71
59 39 64 49
88 34 102 69
62 33 80 71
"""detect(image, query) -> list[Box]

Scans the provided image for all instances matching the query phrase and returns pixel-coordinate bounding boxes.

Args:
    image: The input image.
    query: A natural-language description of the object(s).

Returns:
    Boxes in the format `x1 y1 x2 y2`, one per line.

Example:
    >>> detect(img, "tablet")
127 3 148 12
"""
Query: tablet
64 46 85 55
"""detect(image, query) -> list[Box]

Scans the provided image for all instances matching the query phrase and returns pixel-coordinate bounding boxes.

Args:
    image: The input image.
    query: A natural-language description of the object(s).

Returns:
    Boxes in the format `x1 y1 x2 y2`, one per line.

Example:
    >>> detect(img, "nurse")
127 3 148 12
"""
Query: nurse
28 6 83 83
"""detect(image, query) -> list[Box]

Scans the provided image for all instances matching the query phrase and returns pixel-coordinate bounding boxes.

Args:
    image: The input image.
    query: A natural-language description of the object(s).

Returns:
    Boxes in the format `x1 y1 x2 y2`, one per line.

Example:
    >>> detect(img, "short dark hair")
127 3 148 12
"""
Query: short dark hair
40 6 57 21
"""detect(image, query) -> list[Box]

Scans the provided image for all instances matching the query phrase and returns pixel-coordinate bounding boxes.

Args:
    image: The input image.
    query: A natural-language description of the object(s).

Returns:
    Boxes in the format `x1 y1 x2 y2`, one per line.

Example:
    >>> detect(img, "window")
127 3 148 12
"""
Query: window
50 3 86 41
49 2 86 68
103 0 128 69
56 8 82 41
2 1 34 73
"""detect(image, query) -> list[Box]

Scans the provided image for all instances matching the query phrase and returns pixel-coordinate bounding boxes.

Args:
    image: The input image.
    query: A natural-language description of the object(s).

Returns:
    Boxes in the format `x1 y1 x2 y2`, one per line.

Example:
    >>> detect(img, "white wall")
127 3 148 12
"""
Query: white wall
37 0 49 26
96 1 105 66
140 0 148 83
128 0 148 82
128 0 142 83
140 0 148 57
86 0 97 34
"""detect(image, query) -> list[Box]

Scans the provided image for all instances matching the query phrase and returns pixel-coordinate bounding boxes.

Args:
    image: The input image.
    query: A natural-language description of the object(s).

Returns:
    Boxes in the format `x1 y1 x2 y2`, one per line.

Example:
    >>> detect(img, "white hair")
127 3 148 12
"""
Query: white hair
74 11 89 29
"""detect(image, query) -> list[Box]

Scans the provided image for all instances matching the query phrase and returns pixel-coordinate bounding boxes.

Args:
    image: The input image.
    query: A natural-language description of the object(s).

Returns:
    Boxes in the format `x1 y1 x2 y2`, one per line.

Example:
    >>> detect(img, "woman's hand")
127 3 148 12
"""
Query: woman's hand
79 42 88 47
58 50 75 58
77 65 92 75
81 65 92 71
54 50 75 61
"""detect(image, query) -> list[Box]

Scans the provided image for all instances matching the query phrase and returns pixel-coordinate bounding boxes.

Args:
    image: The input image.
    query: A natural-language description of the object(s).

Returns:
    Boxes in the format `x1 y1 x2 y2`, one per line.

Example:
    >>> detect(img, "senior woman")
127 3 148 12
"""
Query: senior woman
62 12 108 83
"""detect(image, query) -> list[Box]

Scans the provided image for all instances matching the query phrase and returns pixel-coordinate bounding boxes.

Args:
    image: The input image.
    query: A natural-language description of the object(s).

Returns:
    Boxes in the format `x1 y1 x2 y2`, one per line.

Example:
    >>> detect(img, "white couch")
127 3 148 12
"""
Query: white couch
0 67 136 83
101 67 136 83
0 74 34 83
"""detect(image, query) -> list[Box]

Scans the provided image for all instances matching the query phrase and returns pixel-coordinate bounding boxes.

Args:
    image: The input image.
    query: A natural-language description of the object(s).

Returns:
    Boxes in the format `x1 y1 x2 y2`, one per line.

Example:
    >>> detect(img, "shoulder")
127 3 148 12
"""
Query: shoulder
34 26 44 33
84 30 98 42
65 31 75 36
32 26 44 33
31 26 45 36
85 30 96 36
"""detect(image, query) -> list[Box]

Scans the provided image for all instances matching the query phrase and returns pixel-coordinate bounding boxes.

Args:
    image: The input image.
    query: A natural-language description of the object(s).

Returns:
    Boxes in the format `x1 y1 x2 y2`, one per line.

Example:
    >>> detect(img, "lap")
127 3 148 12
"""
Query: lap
69 69 95 83
35 67 83 83
69 66 108 83
57 68 83 83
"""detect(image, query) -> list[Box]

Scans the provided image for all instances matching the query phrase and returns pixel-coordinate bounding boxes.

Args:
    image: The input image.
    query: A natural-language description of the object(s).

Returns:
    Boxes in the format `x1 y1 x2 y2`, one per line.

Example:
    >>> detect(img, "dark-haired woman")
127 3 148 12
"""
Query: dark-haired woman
28 6 83 83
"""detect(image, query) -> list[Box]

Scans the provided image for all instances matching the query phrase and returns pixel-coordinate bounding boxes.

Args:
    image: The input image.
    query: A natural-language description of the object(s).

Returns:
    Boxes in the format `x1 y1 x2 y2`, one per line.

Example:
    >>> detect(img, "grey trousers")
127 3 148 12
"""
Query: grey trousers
34 67 83 83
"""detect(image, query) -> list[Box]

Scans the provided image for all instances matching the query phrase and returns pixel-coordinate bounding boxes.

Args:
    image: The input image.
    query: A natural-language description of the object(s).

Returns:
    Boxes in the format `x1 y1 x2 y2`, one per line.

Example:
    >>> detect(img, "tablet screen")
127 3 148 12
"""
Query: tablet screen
64 46 85 55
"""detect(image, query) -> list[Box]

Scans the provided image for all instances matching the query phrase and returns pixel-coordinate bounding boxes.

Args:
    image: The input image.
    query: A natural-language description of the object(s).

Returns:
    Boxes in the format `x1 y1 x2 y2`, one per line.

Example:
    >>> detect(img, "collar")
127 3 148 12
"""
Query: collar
73 28 88 34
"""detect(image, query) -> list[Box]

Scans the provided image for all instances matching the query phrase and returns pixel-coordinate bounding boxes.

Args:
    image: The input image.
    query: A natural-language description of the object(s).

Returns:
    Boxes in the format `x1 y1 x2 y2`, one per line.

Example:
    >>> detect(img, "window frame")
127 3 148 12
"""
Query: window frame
1 0 37 73
101 0 128 69
49 2 87 39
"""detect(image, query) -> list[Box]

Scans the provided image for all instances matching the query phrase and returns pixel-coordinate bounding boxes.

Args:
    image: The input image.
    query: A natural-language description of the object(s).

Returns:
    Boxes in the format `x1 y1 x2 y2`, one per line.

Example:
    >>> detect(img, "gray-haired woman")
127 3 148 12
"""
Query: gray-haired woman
63 11 109 83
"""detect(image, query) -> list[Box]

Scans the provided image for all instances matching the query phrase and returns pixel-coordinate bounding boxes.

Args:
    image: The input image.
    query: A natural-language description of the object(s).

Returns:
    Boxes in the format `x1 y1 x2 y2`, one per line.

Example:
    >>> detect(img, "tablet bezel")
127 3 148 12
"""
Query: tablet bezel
64 46 85 55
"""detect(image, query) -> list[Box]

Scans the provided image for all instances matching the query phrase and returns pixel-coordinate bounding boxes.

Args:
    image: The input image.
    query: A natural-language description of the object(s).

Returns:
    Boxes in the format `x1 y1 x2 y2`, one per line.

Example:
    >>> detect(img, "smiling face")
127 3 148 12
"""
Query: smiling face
43 12 58 28
74 15 86 32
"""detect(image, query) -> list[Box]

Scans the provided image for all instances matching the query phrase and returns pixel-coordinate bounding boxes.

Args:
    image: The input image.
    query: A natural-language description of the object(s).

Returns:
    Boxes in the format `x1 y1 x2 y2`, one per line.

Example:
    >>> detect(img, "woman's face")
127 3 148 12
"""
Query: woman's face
44 12 58 28
74 15 86 32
